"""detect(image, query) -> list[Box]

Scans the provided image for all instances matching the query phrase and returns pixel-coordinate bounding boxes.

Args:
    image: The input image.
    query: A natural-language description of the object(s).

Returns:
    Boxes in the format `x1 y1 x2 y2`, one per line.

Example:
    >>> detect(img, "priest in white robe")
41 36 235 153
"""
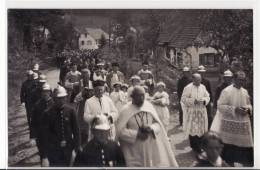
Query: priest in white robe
181 73 210 157
116 86 178 167
211 71 253 166
84 80 118 141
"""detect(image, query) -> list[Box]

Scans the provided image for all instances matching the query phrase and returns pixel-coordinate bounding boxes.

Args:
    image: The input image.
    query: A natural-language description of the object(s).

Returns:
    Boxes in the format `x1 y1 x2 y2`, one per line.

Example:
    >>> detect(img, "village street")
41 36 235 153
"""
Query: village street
8 67 206 167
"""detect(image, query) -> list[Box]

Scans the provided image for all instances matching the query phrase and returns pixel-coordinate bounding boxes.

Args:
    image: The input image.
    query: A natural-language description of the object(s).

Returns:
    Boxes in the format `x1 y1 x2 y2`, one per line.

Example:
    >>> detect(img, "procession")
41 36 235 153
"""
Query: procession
8 9 254 168
18 48 253 167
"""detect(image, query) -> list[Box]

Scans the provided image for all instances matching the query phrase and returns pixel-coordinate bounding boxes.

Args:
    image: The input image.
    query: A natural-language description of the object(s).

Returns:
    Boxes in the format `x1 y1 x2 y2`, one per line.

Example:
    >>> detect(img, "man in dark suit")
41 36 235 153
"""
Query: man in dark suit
30 83 54 165
198 65 213 129
177 67 192 126
74 114 125 167
41 85 81 167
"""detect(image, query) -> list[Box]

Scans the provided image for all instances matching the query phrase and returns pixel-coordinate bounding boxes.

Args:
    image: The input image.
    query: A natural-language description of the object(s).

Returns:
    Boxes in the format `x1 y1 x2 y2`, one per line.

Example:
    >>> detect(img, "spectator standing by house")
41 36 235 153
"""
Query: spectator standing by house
177 66 192 127
197 65 213 129
181 73 210 158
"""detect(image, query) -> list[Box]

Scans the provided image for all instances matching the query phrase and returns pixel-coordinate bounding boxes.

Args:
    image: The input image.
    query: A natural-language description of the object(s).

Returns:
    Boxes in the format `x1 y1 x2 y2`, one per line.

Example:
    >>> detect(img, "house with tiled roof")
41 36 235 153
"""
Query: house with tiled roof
157 16 220 69
75 27 109 50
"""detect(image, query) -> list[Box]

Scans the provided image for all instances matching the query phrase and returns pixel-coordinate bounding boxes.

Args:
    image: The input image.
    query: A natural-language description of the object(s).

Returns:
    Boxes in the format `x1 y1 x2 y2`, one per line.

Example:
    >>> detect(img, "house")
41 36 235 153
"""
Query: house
157 14 220 70
76 27 109 50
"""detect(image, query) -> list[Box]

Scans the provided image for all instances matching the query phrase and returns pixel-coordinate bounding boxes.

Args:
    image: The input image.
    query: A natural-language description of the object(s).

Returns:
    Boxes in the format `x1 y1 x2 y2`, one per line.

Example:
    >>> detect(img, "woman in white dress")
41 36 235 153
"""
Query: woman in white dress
151 82 170 132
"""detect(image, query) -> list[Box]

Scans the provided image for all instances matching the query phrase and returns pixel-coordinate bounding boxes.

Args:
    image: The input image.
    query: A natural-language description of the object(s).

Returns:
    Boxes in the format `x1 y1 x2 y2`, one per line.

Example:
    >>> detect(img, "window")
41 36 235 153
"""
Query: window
81 41 85 45
199 53 219 67
87 40 92 45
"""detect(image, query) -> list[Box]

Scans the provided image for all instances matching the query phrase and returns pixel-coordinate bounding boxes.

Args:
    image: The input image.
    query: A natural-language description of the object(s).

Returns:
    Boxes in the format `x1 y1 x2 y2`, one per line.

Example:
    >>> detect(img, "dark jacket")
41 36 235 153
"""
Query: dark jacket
20 79 34 104
201 78 212 103
74 139 126 167
42 104 81 158
194 159 230 167
214 82 229 108
177 76 192 100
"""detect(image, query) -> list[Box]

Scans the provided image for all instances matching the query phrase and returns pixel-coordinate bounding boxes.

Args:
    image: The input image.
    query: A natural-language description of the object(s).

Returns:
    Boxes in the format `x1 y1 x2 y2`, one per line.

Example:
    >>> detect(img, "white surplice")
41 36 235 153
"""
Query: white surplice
181 83 210 137
110 90 127 112
84 95 118 141
211 84 253 147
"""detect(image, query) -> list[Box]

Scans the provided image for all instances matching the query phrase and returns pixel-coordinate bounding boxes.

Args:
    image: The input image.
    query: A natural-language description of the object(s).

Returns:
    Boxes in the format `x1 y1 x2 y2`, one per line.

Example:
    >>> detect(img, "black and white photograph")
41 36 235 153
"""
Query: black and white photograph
4 1 258 168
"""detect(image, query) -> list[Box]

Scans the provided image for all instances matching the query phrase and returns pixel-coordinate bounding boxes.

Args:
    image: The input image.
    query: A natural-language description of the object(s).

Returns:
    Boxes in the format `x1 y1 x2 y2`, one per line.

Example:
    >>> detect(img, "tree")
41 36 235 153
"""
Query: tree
99 34 107 49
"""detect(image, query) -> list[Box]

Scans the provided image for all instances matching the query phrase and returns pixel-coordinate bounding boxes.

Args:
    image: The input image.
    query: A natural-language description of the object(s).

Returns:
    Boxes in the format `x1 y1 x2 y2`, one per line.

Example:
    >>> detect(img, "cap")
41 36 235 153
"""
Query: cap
92 114 110 130
53 85 68 97
33 64 39 71
33 72 38 80
130 75 141 81
121 83 129 88
39 74 47 83
93 80 105 87
113 81 122 87
97 62 105 66
42 83 51 91
183 67 190 72
81 68 89 73
198 65 206 72
142 61 149 65
223 69 233 77
112 62 119 67
157 81 166 88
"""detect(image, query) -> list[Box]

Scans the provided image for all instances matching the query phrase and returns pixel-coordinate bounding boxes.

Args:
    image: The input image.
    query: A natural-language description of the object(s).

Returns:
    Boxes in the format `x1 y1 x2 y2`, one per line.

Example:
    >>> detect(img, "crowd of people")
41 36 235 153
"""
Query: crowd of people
19 50 253 167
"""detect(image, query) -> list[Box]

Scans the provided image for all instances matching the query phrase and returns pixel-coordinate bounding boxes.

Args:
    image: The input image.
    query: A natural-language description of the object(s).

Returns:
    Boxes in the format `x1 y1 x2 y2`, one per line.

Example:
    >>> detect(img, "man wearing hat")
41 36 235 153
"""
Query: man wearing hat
74 114 125 167
30 83 54 165
41 85 81 167
106 62 125 91
74 85 94 145
177 66 192 126
197 65 213 129
20 70 35 136
214 70 233 109
137 61 154 94
64 63 82 103
84 80 118 141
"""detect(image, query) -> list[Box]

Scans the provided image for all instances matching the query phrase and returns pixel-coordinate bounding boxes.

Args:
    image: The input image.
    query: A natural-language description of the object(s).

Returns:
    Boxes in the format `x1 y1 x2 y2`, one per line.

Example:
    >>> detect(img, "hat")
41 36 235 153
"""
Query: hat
33 72 38 80
53 85 68 97
27 70 34 75
121 83 129 88
113 82 122 87
42 83 51 91
183 67 190 72
93 80 105 87
198 65 206 72
97 62 105 66
130 75 141 81
112 62 119 67
33 64 39 71
81 68 89 73
39 74 47 83
157 81 166 88
92 114 110 130
142 61 149 65
223 69 233 77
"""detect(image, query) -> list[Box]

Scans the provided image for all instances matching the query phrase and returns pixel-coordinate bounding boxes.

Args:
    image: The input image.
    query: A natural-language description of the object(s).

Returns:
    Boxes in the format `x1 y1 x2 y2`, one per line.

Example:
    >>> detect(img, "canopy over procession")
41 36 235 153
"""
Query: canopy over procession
19 47 253 167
